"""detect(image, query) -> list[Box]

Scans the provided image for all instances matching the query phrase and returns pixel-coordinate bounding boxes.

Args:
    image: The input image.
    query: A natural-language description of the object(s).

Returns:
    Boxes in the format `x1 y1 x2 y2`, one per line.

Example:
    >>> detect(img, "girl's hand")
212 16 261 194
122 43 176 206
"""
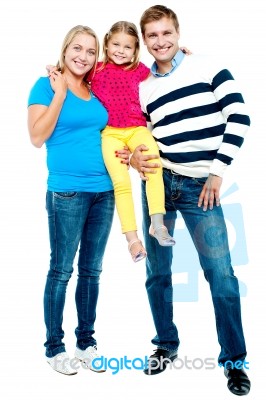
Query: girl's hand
46 64 57 75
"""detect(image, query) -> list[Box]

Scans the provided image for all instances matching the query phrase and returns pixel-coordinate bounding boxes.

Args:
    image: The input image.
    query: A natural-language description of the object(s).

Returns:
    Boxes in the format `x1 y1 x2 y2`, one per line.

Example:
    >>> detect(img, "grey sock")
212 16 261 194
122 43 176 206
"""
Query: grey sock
150 213 164 230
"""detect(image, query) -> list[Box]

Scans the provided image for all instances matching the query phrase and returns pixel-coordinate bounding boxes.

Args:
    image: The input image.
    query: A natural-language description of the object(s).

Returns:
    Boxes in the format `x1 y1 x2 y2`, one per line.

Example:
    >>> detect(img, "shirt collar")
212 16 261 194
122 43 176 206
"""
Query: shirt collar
150 49 185 77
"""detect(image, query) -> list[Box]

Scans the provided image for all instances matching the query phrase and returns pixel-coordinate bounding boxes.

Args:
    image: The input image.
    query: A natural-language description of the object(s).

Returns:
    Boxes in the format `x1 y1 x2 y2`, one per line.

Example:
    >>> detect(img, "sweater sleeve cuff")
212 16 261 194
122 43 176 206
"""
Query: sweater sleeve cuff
209 159 227 177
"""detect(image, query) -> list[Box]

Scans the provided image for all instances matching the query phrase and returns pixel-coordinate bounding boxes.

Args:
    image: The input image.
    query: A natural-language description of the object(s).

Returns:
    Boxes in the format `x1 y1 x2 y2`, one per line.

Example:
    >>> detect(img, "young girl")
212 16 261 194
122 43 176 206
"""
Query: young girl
89 21 175 263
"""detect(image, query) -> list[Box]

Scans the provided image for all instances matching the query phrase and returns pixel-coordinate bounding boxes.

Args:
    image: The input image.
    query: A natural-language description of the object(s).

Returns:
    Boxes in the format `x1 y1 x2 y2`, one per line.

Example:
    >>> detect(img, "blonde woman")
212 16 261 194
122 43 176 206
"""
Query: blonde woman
28 25 119 375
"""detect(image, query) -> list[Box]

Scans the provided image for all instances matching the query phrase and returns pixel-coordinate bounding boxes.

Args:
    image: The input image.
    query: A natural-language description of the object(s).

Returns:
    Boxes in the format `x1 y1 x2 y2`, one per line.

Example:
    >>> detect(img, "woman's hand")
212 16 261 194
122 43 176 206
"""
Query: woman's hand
180 46 192 55
115 146 131 169
49 70 68 96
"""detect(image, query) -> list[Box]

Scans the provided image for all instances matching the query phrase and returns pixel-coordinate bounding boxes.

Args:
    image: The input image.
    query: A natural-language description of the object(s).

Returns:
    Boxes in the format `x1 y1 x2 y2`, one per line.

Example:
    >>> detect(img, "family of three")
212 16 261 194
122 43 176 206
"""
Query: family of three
27 4 251 396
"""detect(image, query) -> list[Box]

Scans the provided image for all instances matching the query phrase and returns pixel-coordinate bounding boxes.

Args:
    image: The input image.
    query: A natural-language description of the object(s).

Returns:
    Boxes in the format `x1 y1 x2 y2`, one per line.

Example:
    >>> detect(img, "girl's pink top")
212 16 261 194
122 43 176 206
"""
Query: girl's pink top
90 62 150 128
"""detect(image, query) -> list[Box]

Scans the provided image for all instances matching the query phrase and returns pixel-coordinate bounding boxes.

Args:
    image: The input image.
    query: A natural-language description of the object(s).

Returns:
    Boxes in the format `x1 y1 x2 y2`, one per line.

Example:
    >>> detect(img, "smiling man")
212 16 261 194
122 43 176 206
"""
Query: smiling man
130 4 251 396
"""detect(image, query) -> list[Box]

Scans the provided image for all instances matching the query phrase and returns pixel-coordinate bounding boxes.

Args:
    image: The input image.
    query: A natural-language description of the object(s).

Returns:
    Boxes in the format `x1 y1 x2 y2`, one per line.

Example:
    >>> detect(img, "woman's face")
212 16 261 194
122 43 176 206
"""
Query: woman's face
64 33 97 77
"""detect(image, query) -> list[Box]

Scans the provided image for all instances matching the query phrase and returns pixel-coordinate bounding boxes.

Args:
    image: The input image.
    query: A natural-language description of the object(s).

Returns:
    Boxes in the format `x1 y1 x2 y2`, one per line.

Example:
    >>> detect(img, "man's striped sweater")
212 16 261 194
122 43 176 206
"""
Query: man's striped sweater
139 54 250 178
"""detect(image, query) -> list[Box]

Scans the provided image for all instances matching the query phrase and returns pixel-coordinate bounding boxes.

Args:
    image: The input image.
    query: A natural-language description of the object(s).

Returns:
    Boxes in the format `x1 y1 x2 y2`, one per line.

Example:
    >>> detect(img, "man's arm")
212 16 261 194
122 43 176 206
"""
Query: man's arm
209 67 251 177
197 64 250 210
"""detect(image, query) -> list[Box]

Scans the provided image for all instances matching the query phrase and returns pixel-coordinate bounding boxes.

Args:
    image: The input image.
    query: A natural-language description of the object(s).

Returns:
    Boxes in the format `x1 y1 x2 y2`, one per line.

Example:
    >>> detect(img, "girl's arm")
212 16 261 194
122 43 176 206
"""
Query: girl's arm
28 71 67 148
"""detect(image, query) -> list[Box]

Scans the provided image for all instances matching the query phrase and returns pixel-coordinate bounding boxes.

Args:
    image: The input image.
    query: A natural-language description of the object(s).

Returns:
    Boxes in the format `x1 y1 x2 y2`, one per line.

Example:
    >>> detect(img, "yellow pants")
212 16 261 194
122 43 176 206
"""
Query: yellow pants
102 126 165 233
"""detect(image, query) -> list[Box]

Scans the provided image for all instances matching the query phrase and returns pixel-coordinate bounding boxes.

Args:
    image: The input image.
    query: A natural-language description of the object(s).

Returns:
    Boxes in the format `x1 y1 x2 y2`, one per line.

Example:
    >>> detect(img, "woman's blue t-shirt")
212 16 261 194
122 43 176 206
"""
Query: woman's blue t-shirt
28 77 113 192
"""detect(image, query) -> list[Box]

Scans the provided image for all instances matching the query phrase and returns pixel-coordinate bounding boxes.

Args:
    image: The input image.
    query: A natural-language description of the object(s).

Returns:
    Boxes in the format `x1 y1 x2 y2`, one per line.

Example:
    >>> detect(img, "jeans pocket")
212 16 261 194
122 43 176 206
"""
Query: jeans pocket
192 177 207 186
54 191 78 199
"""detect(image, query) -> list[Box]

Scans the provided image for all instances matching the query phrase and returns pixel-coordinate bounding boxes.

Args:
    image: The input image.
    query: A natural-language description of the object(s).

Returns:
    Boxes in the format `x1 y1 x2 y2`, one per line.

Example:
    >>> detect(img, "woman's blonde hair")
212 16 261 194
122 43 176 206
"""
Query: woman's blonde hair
56 25 100 80
101 21 140 71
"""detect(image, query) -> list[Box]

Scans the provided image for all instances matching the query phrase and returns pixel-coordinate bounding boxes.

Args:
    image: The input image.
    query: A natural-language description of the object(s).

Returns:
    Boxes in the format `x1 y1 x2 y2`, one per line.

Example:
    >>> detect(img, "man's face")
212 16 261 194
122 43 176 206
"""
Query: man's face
142 17 180 71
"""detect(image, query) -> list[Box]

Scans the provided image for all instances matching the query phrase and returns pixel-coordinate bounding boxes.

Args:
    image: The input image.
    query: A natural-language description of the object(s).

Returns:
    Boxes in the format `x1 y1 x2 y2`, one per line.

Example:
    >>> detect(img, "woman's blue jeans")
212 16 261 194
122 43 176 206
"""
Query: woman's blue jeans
141 169 247 364
44 190 114 357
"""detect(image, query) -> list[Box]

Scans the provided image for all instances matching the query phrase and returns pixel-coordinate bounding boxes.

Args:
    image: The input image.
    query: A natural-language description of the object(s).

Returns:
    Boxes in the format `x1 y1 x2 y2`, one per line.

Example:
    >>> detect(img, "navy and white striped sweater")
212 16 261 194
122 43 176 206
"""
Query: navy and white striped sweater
139 54 250 178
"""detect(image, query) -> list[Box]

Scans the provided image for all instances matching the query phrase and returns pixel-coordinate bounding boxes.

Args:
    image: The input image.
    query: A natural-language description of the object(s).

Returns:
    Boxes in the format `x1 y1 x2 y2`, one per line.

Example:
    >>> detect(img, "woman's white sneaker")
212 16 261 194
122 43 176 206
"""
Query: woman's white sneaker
74 345 106 372
46 352 78 375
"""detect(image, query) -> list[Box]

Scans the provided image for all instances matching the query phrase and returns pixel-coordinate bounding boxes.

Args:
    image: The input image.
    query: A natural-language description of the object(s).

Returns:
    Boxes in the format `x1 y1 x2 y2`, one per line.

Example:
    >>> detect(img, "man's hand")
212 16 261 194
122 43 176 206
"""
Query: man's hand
198 174 222 211
130 144 160 181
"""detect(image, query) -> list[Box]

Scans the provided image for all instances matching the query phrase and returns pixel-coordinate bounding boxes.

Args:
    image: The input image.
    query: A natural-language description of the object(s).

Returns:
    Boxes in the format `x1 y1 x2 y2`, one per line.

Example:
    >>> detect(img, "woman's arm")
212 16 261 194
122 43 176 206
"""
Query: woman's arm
28 71 67 148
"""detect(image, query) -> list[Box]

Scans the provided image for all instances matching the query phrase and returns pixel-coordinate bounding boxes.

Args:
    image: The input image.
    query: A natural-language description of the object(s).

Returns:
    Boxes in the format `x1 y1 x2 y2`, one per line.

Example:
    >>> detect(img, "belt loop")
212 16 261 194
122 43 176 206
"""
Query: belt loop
171 169 179 176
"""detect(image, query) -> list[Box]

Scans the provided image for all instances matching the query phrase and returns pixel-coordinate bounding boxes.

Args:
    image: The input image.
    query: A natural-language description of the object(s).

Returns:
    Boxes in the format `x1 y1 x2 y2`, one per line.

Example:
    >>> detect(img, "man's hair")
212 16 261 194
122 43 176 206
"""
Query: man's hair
140 5 179 35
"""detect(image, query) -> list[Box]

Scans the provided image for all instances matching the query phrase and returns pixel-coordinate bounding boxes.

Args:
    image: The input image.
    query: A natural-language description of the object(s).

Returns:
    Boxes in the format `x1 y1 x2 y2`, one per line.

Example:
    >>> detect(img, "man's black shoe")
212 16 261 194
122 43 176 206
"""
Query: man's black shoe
143 348 177 375
224 368 251 396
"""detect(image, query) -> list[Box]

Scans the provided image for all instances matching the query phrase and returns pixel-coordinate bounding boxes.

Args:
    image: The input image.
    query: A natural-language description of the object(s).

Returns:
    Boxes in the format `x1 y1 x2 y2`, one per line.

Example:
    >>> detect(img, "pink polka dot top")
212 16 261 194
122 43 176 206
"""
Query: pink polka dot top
90 62 150 128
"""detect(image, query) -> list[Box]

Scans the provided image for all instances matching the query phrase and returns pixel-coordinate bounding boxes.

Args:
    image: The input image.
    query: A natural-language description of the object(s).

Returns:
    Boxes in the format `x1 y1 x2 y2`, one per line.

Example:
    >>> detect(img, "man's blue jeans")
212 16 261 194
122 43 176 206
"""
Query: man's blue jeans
141 169 247 364
44 190 114 358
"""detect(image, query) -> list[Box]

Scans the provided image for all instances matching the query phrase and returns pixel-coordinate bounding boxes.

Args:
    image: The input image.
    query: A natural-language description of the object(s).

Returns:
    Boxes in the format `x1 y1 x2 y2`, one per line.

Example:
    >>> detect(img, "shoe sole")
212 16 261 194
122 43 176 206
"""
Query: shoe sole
75 357 106 373
47 361 78 375
224 369 251 396
149 230 176 247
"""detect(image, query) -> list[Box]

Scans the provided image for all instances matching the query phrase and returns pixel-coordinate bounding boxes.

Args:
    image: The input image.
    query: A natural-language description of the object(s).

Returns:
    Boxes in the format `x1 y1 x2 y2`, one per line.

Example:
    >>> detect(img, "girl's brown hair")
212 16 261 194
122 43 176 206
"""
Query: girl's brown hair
101 21 140 71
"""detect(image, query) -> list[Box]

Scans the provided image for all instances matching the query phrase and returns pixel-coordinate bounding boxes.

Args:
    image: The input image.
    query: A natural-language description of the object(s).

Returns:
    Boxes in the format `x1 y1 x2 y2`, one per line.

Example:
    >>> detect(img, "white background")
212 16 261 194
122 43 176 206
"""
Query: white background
0 0 264 398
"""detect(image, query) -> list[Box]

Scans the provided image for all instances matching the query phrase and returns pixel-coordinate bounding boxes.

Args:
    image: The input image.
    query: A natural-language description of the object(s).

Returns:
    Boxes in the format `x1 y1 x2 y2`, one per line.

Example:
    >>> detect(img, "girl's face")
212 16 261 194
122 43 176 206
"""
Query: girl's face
106 32 136 65
64 33 97 77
